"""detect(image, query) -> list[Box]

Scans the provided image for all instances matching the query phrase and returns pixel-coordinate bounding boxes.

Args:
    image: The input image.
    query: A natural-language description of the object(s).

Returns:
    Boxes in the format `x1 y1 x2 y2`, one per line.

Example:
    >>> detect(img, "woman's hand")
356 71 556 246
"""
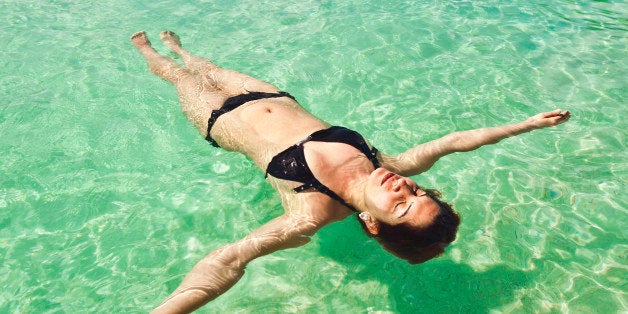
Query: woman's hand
526 109 571 129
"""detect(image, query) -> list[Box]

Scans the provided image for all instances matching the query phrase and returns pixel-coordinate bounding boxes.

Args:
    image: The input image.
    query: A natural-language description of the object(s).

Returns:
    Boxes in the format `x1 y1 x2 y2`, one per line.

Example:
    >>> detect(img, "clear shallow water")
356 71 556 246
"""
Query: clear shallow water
1 0 626 312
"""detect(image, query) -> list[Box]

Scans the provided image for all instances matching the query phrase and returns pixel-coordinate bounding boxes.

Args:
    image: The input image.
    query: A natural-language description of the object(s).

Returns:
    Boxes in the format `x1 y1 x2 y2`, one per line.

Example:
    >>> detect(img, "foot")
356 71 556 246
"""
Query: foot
160 30 182 50
131 31 151 48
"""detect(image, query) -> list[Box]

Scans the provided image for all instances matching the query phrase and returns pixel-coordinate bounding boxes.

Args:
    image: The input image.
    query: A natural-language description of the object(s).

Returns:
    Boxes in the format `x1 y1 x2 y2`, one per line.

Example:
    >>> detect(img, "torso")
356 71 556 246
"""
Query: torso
210 97 329 167
208 96 380 222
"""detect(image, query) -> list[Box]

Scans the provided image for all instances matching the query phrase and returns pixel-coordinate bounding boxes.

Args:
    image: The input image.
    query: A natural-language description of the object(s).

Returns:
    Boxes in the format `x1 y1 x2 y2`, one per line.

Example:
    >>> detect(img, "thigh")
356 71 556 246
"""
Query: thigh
175 76 220 123
175 74 225 109
204 67 280 96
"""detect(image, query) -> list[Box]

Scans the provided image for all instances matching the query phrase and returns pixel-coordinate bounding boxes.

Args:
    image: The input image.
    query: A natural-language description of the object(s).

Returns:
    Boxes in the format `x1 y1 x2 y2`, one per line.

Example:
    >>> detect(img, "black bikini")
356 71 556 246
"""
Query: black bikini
266 126 379 212
205 92 380 212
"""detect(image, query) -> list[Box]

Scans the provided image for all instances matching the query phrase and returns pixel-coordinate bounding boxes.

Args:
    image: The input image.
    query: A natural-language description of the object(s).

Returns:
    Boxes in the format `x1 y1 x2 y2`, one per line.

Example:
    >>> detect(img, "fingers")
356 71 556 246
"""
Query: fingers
542 109 563 117
557 110 571 123
554 110 570 119
549 110 571 126
542 109 570 119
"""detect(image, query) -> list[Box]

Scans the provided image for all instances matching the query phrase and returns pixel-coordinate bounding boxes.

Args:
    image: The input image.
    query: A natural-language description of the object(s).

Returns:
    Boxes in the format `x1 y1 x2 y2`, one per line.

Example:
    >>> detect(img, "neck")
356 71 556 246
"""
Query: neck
334 167 369 213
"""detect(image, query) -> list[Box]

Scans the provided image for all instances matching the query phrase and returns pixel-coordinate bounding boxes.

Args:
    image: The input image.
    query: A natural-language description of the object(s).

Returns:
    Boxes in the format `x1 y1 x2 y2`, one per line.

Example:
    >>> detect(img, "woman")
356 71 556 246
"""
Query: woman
131 31 570 313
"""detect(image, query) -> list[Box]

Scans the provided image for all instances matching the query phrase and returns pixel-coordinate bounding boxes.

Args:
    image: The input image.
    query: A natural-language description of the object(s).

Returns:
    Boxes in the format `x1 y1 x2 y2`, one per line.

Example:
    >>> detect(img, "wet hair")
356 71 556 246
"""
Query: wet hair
357 188 460 264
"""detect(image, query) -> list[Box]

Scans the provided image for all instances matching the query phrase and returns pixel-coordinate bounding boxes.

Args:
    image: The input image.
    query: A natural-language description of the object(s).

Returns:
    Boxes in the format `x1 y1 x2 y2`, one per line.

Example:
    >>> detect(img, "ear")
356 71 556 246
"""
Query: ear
359 212 380 235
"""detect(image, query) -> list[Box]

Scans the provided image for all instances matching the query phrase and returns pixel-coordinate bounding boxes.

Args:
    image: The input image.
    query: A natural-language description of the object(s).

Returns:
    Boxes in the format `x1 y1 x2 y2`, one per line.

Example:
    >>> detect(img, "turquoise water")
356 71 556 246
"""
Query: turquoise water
1 0 626 312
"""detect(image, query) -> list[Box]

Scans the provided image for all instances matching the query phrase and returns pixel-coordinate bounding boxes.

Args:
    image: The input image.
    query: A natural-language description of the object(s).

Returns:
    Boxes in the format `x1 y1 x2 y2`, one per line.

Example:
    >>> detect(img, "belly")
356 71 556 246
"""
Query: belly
209 98 329 167
241 100 329 144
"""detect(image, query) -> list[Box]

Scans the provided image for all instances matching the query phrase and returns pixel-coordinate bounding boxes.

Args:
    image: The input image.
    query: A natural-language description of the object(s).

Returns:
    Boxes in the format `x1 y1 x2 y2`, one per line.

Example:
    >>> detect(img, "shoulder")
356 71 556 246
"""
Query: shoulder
376 151 406 174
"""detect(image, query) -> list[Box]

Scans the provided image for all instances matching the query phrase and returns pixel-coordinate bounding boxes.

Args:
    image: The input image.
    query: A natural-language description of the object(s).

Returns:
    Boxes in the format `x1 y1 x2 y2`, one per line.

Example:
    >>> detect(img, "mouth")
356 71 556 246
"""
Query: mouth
381 172 395 186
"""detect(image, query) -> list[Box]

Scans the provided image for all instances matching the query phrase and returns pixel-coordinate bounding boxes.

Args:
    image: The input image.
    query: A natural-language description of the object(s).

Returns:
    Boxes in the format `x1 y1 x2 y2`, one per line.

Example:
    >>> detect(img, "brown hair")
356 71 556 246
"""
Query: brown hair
357 188 460 264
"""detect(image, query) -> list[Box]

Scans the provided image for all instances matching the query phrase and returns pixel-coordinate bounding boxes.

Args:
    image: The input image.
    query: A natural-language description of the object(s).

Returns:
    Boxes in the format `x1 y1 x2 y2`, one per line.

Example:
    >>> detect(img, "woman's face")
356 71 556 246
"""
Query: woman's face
364 168 441 228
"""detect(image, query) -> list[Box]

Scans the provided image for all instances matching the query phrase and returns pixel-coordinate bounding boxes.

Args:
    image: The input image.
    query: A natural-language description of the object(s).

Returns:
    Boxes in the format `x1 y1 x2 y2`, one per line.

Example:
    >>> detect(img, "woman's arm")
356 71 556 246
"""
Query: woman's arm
151 214 320 314
383 109 571 176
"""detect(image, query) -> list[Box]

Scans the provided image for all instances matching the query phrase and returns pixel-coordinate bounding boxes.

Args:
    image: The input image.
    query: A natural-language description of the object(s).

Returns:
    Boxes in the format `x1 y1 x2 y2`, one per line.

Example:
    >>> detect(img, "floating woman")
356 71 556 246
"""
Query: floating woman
131 30 570 313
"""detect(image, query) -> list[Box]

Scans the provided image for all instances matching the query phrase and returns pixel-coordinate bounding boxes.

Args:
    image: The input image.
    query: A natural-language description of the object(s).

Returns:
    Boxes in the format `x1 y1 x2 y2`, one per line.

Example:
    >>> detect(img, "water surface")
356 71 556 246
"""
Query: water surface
1 0 626 312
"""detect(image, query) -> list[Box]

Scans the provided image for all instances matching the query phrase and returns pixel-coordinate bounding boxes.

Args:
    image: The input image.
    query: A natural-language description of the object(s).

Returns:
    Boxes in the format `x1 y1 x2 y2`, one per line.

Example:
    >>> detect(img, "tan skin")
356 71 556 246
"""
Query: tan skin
131 31 571 313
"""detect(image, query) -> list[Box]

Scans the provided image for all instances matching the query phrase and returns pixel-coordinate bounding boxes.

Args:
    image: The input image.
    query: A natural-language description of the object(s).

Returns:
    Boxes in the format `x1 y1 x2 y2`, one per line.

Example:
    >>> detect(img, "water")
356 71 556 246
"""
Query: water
1 0 626 313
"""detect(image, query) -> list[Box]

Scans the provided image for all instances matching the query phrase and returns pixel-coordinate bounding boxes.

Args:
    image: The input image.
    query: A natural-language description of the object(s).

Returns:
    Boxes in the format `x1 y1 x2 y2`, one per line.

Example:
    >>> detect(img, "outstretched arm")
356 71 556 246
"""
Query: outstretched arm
151 214 319 314
383 109 571 176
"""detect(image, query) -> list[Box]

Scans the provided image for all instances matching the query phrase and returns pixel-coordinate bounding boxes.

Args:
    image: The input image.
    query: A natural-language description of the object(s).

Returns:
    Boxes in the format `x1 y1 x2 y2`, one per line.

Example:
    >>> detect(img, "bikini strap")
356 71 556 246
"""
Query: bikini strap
293 180 358 213
205 109 225 147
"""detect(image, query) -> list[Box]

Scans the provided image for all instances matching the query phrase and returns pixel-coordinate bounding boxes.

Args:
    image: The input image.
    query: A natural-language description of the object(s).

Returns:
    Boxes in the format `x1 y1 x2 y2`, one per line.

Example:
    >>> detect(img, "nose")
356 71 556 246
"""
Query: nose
392 177 403 192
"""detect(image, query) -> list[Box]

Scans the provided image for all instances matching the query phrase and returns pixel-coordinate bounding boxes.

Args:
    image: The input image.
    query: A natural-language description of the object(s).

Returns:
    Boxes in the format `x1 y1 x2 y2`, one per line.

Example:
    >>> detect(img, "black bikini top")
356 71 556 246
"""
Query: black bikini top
265 126 380 212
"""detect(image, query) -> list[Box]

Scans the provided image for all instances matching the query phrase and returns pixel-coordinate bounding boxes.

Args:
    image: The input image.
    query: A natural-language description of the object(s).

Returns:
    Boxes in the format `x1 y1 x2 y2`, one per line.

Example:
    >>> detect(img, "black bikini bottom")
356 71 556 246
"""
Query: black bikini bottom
205 91 296 147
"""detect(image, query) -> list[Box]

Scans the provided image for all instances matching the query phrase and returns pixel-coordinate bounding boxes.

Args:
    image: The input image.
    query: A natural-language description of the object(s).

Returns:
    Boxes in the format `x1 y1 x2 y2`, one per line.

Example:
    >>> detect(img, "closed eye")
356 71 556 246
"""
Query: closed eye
394 201 404 211
398 202 413 218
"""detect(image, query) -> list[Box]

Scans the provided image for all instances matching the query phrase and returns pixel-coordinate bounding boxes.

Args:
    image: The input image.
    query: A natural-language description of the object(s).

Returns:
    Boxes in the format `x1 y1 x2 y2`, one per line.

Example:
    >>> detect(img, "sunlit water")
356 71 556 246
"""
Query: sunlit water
1 0 626 313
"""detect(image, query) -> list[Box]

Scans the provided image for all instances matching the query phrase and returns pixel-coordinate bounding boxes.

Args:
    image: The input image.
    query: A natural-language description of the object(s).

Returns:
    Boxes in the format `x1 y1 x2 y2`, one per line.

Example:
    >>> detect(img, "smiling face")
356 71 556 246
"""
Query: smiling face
363 168 442 229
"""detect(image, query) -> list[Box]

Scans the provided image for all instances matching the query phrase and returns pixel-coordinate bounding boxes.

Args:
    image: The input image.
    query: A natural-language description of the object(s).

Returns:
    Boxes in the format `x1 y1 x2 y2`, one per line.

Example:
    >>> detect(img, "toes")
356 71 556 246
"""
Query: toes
160 30 175 39
131 31 146 40
131 31 151 46
160 30 181 45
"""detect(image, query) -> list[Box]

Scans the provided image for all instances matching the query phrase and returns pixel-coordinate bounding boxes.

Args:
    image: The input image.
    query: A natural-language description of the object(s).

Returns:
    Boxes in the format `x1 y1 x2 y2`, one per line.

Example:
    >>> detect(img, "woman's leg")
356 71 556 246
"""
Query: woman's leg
132 31 220 136
159 30 280 96
159 31 217 75
131 31 191 85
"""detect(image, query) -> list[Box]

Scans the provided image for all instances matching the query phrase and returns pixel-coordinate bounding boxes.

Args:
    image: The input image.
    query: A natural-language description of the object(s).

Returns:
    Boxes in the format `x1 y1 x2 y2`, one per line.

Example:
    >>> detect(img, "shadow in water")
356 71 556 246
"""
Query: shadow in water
318 219 530 314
